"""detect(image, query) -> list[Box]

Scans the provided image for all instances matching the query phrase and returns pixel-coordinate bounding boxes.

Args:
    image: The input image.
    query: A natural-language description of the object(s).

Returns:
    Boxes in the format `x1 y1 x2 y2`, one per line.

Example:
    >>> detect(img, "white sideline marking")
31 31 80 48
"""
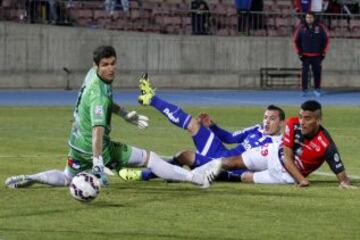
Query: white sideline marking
0 155 63 158
314 171 360 180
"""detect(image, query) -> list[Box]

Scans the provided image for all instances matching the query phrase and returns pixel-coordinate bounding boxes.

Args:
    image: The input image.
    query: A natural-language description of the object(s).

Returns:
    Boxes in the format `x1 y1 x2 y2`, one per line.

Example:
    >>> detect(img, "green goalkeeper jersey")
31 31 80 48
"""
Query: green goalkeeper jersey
68 68 113 161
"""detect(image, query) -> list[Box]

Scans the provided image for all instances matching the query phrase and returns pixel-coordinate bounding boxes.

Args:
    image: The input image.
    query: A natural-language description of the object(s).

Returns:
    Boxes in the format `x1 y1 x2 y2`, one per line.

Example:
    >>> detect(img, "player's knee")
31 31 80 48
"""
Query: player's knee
175 150 195 166
241 172 254 183
222 155 244 169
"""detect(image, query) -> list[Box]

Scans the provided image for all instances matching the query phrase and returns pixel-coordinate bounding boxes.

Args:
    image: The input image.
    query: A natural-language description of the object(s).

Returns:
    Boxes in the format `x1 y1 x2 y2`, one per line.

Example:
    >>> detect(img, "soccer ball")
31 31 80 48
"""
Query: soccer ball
69 172 100 202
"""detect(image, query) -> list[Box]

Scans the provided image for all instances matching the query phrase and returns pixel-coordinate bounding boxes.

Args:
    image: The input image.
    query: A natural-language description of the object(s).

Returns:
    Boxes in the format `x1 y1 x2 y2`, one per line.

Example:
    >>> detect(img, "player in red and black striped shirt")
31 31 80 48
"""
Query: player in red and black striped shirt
283 100 355 188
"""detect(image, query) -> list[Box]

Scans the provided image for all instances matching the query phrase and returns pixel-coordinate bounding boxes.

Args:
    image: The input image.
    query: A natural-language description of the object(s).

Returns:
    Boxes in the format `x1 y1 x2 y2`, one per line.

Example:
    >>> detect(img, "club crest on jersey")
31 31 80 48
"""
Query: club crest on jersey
95 106 104 115
67 157 81 169
295 147 303 156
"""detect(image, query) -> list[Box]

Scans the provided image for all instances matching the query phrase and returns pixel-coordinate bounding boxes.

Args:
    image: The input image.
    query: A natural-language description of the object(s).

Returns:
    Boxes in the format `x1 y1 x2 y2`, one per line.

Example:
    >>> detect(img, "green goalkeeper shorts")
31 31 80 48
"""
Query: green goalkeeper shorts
66 141 133 175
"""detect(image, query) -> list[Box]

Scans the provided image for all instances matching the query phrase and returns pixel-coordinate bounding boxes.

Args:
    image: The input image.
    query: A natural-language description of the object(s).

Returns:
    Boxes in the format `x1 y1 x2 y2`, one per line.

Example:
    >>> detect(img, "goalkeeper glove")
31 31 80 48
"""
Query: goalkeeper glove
118 107 149 130
124 110 149 130
92 156 108 186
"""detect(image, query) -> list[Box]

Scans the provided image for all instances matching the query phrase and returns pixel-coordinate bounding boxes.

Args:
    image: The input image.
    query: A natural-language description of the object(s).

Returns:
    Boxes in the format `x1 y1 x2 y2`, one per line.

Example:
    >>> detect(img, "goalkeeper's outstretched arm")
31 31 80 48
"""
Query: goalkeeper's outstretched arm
112 103 149 129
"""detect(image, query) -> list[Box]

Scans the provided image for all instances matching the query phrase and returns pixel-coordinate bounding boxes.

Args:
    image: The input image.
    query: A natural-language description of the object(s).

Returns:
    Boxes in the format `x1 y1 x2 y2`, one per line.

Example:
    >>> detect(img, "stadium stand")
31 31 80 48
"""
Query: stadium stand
0 0 359 38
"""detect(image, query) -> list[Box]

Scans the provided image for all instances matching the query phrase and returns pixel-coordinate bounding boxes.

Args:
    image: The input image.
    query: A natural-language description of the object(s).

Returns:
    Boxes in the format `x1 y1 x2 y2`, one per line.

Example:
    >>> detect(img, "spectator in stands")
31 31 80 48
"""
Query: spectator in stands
48 0 58 23
294 0 324 14
323 0 341 29
294 0 311 13
235 0 253 33
311 0 323 13
27 0 57 24
104 0 116 15
191 0 210 35
249 0 263 30
293 12 330 97
105 0 129 14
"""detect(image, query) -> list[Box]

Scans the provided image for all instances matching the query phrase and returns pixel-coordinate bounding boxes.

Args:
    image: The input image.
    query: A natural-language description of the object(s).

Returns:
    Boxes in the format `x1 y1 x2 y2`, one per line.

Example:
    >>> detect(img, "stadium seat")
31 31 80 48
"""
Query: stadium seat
129 1 139 9
265 14 276 30
215 28 229 36
228 15 238 29
141 1 154 11
276 16 290 28
93 10 111 27
267 29 278 36
263 4 273 13
350 20 360 32
251 29 267 36
74 9 94 26
277 26 292 37
130 8 141 21
1 0 13 7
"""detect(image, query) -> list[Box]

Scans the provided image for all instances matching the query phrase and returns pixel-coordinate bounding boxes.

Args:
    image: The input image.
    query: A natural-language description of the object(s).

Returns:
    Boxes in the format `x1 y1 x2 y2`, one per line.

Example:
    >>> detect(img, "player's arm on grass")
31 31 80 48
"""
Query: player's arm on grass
112 103 149 129
324 144 356 189
283 145 309 187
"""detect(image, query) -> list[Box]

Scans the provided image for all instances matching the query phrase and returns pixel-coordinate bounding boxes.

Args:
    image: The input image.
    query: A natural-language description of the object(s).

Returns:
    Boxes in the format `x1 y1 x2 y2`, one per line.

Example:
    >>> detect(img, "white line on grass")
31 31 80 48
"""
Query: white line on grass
314 171 360 180
0 155 63 158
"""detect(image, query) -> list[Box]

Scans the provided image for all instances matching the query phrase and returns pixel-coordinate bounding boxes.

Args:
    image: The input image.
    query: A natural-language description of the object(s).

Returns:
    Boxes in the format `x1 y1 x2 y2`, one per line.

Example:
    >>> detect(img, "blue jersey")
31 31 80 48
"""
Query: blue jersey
192 124 275 158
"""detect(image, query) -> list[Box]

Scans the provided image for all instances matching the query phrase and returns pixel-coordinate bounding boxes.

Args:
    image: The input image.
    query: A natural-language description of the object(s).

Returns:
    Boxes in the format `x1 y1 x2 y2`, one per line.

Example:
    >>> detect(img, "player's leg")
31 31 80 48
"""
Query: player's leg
221 155 248 169
301 57 310 94
5 166 74 188
120 150 212 181
245 144 295 184
133 151 194 181
216 169 249 182
311 56 322 95
111 142 218 188
5 151 87 188
138 74 201 135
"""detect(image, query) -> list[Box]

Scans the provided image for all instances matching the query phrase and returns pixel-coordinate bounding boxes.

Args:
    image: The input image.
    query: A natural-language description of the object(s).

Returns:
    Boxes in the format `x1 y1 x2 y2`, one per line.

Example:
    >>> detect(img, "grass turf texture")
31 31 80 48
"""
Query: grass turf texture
1 106 360 240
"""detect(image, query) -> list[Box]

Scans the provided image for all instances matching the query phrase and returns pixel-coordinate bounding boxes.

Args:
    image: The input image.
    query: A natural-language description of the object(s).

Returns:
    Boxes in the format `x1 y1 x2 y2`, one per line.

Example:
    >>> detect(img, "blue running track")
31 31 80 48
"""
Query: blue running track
0 89 359 106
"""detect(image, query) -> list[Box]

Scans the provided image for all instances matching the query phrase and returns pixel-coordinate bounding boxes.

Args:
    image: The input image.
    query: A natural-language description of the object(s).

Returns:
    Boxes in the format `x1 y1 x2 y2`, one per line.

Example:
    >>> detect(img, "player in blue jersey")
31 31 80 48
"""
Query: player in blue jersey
120 74 286 183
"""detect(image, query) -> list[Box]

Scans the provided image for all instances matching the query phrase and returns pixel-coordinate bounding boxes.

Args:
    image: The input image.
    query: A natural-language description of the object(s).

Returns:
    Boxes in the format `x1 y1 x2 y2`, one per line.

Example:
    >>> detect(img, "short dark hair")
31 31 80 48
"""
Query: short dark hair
306 12 316 18
301 100 322 117
266 105 285 120
93 46 117 65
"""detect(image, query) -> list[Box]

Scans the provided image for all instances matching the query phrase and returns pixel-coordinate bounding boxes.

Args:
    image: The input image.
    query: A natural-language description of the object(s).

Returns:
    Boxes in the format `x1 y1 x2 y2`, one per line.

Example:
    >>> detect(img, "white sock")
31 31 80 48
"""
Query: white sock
28 170 69 186
147 152 193 182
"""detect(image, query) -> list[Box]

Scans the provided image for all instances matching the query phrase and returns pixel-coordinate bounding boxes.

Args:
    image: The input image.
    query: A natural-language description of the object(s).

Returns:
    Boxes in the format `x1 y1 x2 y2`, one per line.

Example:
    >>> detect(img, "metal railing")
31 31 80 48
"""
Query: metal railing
1 1 360 38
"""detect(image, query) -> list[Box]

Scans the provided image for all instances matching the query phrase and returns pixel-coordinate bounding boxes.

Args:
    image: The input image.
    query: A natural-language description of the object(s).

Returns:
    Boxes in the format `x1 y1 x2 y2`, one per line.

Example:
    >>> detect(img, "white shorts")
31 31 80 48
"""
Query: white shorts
242 144 271 171
252 144 295 184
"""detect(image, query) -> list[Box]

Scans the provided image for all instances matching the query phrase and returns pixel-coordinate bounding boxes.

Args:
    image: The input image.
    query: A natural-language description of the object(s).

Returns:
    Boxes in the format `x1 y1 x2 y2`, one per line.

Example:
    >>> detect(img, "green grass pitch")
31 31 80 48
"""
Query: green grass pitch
1 106 360 240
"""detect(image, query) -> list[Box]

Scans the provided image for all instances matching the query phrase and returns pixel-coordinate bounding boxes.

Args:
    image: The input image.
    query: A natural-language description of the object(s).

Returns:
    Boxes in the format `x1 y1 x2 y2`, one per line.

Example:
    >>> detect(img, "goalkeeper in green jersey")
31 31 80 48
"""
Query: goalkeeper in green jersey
5 46 220 189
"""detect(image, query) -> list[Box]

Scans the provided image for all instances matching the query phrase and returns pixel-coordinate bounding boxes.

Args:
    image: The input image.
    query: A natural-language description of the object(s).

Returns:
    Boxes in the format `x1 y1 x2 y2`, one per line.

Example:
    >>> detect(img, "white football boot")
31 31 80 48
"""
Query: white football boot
5 175 34 188
192 158 223 187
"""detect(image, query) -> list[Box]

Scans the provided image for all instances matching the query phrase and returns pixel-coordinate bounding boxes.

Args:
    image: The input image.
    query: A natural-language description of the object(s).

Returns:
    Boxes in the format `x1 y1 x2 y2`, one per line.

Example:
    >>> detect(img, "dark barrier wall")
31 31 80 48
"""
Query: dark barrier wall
0 22 359 89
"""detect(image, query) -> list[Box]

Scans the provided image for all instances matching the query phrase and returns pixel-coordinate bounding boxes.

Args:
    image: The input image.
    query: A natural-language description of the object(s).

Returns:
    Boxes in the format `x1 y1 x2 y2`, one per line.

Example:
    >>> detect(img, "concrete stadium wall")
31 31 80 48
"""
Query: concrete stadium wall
0 22 359 89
